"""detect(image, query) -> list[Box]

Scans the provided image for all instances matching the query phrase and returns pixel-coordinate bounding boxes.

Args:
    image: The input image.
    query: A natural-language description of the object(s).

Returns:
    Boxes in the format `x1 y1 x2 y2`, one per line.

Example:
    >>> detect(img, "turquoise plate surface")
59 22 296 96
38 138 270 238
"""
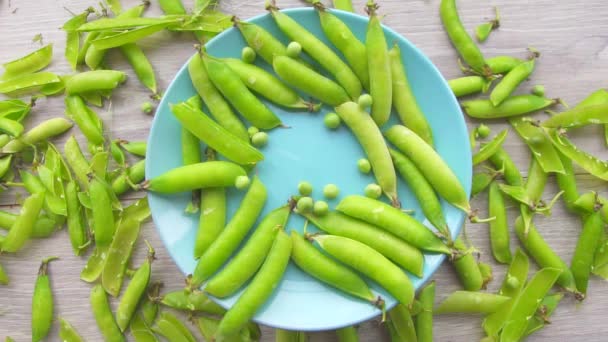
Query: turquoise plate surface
146 7 471 331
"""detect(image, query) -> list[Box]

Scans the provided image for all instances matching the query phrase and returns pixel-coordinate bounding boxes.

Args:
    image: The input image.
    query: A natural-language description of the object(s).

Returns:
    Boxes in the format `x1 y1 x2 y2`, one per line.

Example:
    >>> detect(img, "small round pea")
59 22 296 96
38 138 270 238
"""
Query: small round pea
357 158 371 174
324 113 341 129
298 181 313 196
364 183 382 199
251 132 268 147
286 42 302 58
247 126 259 137
235 175 251 190
357 94 373 110
297 197 314 213
476 124 491 138
506 275 520 289
141 102 154 114
313 201 329 216
241 47 256 64
323 184 339 199
531 85 545 97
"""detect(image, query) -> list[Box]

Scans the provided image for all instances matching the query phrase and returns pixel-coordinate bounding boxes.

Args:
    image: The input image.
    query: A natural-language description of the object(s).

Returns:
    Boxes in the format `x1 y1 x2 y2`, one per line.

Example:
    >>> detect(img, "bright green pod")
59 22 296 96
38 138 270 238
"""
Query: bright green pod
116 245 154 332
32 257 58 342
366 4 392 126
462 95 557 119
101 219 141 297
144 161 247 193
1 192 45 253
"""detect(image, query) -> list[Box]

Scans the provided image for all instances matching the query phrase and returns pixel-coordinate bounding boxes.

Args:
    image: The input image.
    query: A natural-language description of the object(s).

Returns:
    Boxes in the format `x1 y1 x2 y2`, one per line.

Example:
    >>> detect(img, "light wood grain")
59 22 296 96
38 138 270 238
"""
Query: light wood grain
1 0 608 341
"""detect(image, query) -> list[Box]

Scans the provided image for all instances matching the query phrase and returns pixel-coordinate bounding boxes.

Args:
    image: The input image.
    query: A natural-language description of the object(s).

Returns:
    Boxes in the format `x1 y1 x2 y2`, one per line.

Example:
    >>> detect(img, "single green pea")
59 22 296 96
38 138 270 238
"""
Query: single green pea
298 181 313 196
248 126 259 137
251 132 268 147
357 94 373 110
235 175 251 190
323 184 339 199
531 85 545 97
297 197 314 213
286 41 302 58
476 124 491 138
357 158 371 174
141 101 154 114
364 183 382 199
324 113 341 129
241 47 256 64
313 201 329 216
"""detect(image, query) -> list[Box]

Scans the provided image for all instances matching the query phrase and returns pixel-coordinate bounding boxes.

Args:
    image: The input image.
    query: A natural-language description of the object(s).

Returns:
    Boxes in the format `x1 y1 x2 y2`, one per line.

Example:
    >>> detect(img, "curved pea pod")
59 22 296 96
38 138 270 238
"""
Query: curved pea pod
448 75 492 98
32 257 58 342
65 95 104 147
216 230 292 339
63 136 90 189
101 219 141 297
91 285 126 342
65 181 88 255
77 16 182 32
440 0 489 76
0 262 8 285
203 54 281 130
91 24 170 50
336 102 397 204
204 204 291 298
451 237 484 291
435 291 509 314
475 9 499 43
116 244 154 332
415 281 435 342
313 234 414 306
120 43 157 95
388 303 417 341
365 4 392 126
472 129 508 165
498 184 534 209
462 95 557 119
58 318 84 342
490 58 536 106
385 124 471 214
316 5 369 89
487 147 523 186
65 70 126 95
268 6 362 99
522 293 563 338
144 161 247 193
514 216 577 293
484 56 523 75
510 117 565 174
303 210 424 277
337 195 450 254
88 176 116 248
547 129 608 181
488 182 511 264
571 211 603 297
194 185 226 258
160 289 226 315
191 176 267 286
1 44 54 80
112 159 146 196
118 140 147 157
63 8 93 70
1 192 45 253
290 231 378 305
2 118 73 153
170 102 263 165
223 58 319 111
273 55 350 107
0 72 62 97
573 89 608 146
0 98 33 121
542 103 608 129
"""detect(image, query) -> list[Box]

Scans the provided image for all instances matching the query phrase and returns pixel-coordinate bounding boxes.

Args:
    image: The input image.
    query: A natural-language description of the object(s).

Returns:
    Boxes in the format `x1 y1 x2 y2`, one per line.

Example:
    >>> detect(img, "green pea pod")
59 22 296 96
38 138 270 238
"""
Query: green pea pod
170 102 263 165
194 185 226 258
335 326 357 342
216 230 292 339
415 281 435 342
91 284 126 342
490 58 536 106
64 136 90 188
452 237 484 291
122 197 151 224
498 183 534 208
555 150 580 214
448 75 492 97
59 317 84 342
65 95 105 148
472 129 508 165
191 176 267 286
101 219 141 297
488 182 511 264
197 316 256 342
120 43 157 95
160 0 186 14
547 129 608 181
462 95 557 119
234 19 294 66
0 72 62 97
2 44 54 80
484 56 523 75
160 289 226 315
65 181 88 255
32 257 58 342
110 140 127 167
389 44 433 145
303 210 424 277
112 159 146 196
0 155 12 179
118 140 147 157
522 293 563 337
80 245 109 283
571 211 603 297
78 32 100 65
205 204 291 298
65 70 126 95
435 291 509 314
290 231 377 305
0 98 33 121
471 169 500 196
365 3 392 126
89 176 116 247
116 244 154 332
129 314 159 342
92 24 170 50
1 192 45 253
0 262 8 285
63 8 92 70
487 147 523 186
144 161 247 193
77 17 182 32
510 117 565 174
542 103 608 129
388 303 417 341
2 117 73 153
152 312 197 342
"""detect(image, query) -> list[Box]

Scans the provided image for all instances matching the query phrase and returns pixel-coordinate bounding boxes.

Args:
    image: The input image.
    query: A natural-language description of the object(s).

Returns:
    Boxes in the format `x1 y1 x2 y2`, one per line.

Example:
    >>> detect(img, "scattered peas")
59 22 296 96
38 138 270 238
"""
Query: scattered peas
241 46 256 63
476 124 491 138
251 131 269 147
531 84 545 96
364 183 382 199
235 175 251 190
323 184 339 199
357 158 371 174
313 201 329 216
297 197 314 213
286 41 302 58
141 101 154 114
357 94 373 109
298 181 313 196
324 112 341 129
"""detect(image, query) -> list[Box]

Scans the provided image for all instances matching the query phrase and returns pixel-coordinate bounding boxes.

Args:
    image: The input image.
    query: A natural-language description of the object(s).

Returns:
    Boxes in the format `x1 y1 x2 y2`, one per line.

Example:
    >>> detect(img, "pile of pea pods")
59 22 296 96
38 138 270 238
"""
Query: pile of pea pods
1 0 607 340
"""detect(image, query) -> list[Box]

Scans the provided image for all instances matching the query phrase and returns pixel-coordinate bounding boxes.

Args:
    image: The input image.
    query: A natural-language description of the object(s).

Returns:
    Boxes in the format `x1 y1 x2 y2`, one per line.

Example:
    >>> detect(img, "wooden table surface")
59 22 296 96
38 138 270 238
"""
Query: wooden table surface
1 0 607 340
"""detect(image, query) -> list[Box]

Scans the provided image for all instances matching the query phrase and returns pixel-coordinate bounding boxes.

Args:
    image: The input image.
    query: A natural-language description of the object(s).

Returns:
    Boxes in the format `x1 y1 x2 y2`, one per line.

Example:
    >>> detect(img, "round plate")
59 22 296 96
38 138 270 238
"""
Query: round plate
147 7 471 331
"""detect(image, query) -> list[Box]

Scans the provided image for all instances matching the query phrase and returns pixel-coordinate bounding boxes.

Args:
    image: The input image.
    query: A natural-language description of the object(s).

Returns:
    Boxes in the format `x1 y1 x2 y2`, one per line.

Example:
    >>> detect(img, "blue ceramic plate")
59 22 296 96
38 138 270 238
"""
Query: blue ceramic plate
147 7 471 331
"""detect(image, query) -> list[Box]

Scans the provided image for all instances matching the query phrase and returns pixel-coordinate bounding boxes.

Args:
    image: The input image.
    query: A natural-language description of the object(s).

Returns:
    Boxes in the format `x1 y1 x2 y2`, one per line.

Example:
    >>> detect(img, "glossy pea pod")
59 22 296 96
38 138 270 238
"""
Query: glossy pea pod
315 4 369 89
336 102 398 204
112 159 146 196
440 0 489 76
365 2 392 126
451 237 484 291
234 19 304 66
290 231 379 305
62 8 93 71
204 54 281 130
80 245 110 283
484 56 523 75
435 291 509 314
336 326 358 342
522 293 564 338
65 181 88 255
415 281 435 342
487 147 523 186
570 211 603 297
389 44 434 145
462 95 557 119
191 176 267 286
304 210 424 276
388 303 417 341
58 318 85 342
20 170 66 220
32 257 58 342
152 312 197 342
1 44 54 79
89 176 116 247
2 117 73 153
215 230 293 339
276 329 308 342
159 0 186 14
101 219 142 297
91 284 126 342
65 95 104 150
488 182 511 264
542 102 608 129
472 129 508 165
160 289 226 315
490 57 537 106
0 72 62 97
197 316 258 341
205 204 291 298
573 89 608 145
510 116 565 174
64 136 91 189
120 43 158 95
547 128 608 181
181 95 203 213
143 161 247 193
0 98 34 121
65 70 126 95
117 140 146 157
1 193 45 253
471 168 501 196
223 58 319 111
448 75 492 98
170 101 263 165
268 5 362 99
129 314 158 342
556 150 580 214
